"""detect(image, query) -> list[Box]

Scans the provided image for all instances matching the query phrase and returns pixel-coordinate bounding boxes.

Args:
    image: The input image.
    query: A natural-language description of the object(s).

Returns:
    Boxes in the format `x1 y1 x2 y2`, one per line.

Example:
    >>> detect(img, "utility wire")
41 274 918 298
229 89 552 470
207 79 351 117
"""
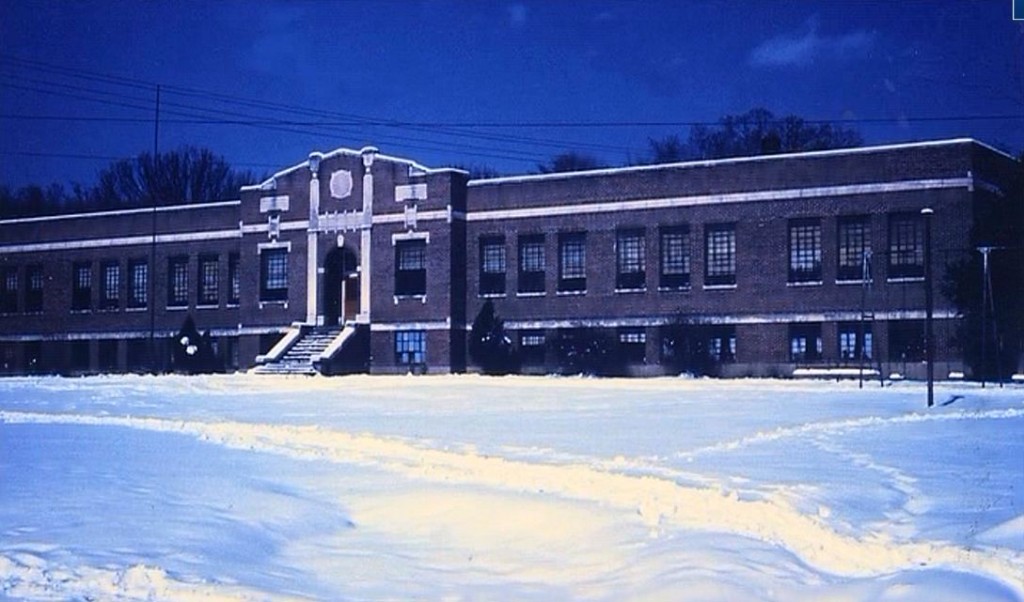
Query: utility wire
0 74 554 163
0 55 627 159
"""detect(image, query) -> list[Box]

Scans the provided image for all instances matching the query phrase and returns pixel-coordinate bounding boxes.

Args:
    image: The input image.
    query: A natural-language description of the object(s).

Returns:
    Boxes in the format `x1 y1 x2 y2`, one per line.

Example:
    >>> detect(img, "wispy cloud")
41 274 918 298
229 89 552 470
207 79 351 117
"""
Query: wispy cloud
750 17 875 68
507 3 527 28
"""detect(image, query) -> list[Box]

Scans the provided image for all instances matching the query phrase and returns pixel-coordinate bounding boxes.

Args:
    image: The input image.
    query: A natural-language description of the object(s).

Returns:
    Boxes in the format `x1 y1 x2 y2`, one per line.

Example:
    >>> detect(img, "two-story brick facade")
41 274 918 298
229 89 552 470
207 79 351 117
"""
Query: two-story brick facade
0 138 1019 378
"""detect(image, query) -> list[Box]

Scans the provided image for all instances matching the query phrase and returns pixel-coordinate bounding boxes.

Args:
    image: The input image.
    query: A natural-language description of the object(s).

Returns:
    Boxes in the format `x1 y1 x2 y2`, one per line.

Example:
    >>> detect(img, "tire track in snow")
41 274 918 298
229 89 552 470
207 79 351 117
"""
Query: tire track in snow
3 410 1023 597
809 435 928 539
675 407 1024 459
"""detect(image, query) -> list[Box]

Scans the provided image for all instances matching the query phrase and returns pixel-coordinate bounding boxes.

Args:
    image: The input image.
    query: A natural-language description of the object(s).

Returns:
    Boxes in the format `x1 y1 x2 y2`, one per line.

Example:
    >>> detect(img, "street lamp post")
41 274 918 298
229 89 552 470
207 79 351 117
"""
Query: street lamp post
922 208 934 408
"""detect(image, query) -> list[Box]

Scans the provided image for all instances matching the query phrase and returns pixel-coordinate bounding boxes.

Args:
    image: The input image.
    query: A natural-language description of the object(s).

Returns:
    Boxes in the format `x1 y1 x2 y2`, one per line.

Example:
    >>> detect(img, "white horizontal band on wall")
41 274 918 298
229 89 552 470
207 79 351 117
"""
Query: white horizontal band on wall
391 231 430 245
0 229 242 254
373 209 450 224
370 321 450 331
466 178 973 222
241 220 309 235
0 325 287 342
257 241 291 252
0 200 241 226
504 310 960 330
0 220 318 254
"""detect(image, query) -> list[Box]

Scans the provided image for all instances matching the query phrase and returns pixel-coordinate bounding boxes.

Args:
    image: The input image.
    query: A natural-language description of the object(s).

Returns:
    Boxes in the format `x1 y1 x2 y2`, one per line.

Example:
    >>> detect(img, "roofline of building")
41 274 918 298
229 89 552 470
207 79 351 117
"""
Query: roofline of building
0 199 241 226
3 138 1013 226
468 138 1016 187
240 145 468 193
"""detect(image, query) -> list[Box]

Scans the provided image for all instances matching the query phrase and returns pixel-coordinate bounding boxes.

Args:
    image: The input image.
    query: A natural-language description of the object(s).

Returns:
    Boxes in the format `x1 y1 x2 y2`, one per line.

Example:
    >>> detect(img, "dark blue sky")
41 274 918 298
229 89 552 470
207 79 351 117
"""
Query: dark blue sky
2 1 1022 189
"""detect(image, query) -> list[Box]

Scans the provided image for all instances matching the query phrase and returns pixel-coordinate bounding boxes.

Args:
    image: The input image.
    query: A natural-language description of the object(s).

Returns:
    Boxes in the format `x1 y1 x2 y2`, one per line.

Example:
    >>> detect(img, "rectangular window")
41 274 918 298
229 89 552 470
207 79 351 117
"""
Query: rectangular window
260 248 288 302
888 213 924 279
888 320 925 361
198 255 219 306
837 216 872 281
25 265 43 313
168 256 189 307
71 340 90 372
128 260 148 309
788 218 822 283
518 234 545 294
101 261 120 310
838 321 873 361
1 267 17 314
395 330 426 366
72 261 92 311
707 326 737 362
789 323 823 362
98 339 118 372
228 252 240 305
126 339 148 372
519 330 546 365
619 328 647 363
659 225 690 290
558 232 586 292
705 224 736 286
615 228 646 290
395 239 427 297
479 236 506 296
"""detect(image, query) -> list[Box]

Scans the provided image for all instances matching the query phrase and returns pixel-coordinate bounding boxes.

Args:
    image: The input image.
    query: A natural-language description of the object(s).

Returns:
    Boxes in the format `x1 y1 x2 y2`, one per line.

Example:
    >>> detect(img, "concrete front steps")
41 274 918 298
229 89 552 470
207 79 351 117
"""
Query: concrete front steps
252 325 349 375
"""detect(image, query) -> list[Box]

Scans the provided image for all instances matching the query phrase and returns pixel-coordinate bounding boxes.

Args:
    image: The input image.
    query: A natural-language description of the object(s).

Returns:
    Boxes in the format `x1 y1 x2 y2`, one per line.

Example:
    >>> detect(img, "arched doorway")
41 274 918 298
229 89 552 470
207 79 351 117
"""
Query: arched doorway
323 246 360 326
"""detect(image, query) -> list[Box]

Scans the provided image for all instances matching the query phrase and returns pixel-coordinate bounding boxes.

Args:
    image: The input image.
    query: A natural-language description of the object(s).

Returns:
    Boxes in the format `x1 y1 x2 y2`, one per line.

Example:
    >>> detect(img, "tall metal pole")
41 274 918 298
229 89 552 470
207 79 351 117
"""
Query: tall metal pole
149 85 160 372
922 208 934 408
979 246 991 388
858 250 871 389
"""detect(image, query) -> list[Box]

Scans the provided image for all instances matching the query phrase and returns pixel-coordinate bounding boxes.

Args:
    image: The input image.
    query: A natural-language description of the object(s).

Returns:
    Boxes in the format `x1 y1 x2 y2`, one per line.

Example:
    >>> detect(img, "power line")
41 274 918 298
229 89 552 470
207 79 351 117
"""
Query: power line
3 112 1022 127
0 73 556 164
0 55 625 160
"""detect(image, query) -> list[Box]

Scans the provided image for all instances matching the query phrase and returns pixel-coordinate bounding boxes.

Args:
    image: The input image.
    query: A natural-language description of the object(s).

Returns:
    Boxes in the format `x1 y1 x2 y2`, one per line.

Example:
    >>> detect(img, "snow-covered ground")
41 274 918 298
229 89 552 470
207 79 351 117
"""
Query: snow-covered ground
0 374 1021 601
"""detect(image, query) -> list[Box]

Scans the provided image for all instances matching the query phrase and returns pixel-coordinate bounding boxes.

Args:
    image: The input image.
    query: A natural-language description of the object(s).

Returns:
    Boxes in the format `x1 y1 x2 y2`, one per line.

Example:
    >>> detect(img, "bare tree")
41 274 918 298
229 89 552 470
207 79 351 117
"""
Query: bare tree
89 146 258 207
536 152 605 174
645 134 691 164
686 108 862 160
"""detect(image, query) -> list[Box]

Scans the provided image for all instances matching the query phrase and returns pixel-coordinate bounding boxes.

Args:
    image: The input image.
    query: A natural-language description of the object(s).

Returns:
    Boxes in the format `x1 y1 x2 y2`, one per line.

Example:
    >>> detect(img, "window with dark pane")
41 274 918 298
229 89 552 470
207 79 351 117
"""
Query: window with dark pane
704 224 736 286
228 252 240 305
619 327 647 363
25 265 43 313
788 218 821 283
518 234 545 294
837 216 871 281
1 267 17 314
707 326 737 362
659 225 690 290
168 255 189 307
615 228 646 290
558 232 586 292
128 259 148 309
72 261 92 311
479 235 506 295
888 320 925 361
259 248 288 302
519 330 546 365
395 330 426 365
838 321 873 361
888 213 924 279
789 323 823 362
395 239 427 296
100 261 120 310
198 254 219 306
